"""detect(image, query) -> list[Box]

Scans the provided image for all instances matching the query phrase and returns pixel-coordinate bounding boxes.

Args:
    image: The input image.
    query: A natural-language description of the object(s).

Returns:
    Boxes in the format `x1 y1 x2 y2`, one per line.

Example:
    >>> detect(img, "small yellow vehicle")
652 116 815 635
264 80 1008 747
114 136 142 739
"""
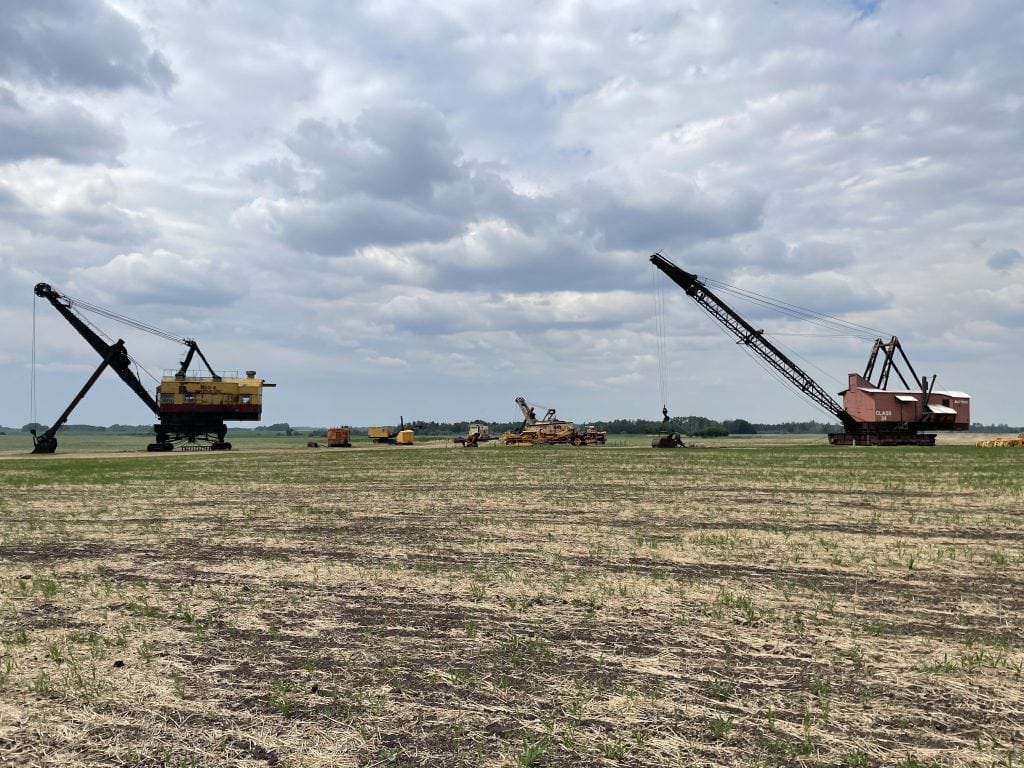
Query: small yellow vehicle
976 433 1024 448
368 418 415 445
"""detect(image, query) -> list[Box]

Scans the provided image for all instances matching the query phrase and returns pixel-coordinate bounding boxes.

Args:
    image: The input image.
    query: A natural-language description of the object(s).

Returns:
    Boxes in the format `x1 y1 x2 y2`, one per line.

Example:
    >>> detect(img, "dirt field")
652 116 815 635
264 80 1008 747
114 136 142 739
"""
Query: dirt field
1 439 1021 767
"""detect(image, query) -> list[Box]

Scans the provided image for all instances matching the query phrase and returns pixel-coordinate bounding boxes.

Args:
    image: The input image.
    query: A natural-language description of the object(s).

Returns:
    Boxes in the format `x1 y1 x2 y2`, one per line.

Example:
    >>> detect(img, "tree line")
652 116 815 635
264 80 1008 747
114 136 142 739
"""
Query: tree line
10 419 1023 437
11 417 840 437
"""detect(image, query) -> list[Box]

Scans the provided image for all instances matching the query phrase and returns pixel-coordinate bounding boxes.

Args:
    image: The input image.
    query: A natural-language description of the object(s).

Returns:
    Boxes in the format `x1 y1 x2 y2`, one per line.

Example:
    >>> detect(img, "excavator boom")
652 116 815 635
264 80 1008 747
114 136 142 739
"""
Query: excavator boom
34 283 161 416
32 282 273 453
649 253 968 445
649 254 857 432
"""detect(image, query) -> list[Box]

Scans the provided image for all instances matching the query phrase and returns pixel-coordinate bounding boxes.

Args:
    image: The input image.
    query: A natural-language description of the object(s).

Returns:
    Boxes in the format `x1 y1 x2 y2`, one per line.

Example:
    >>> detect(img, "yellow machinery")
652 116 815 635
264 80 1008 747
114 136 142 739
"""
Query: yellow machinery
156 370 269 421
368 426 396 441
976 433 1024 447
502 396 607 446
453 423 497 447
327 426 352 447
31 282 274 453
504 421 580 446
369 417 415 445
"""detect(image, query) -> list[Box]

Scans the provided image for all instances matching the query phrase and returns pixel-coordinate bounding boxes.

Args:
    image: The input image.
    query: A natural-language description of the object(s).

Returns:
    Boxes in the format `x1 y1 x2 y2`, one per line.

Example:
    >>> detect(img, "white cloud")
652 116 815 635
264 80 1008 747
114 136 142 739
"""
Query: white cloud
71 249 247 308
2 0 1023 428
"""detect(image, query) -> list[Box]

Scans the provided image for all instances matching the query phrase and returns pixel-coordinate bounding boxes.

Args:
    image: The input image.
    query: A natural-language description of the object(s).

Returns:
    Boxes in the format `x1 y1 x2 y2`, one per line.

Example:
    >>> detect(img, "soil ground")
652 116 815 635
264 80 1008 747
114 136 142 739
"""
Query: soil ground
0 436 1021 767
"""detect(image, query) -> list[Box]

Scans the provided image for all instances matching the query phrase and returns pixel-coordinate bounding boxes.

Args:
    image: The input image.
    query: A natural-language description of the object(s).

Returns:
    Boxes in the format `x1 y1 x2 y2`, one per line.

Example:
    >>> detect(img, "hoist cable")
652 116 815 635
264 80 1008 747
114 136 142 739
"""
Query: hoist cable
652 263 669 413
734 339 840 423
701 277 887 342
766 333 844 388
31 294 37 426
54 292 187 383
58 292 186 344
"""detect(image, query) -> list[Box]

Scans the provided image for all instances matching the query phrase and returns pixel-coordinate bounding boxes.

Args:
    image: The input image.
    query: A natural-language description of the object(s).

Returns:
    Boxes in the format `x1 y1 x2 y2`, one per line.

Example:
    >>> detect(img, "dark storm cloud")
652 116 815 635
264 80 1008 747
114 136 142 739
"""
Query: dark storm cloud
0 0 174 93
0 87 123 164
987 248 1022 271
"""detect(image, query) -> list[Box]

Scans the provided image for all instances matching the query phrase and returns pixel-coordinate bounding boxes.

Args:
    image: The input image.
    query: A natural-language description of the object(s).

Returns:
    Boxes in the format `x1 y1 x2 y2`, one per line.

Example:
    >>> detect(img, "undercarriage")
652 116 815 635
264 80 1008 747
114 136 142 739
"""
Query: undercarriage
827 431 937 446
148 419 231 452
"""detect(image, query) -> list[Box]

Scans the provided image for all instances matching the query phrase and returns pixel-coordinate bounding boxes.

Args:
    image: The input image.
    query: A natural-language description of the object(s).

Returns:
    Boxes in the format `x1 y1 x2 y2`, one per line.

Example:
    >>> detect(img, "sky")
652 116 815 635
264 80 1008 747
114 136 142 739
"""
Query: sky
1 0 1022 430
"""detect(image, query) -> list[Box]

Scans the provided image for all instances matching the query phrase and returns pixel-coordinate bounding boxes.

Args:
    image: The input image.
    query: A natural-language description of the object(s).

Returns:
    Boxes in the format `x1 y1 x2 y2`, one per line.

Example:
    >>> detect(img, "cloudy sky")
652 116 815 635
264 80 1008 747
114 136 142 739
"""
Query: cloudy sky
2 0 1022 430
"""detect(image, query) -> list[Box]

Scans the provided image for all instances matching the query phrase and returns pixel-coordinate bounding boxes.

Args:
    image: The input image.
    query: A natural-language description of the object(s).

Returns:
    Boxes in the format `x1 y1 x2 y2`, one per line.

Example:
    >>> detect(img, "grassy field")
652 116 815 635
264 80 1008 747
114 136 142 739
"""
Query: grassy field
0 436 1021 767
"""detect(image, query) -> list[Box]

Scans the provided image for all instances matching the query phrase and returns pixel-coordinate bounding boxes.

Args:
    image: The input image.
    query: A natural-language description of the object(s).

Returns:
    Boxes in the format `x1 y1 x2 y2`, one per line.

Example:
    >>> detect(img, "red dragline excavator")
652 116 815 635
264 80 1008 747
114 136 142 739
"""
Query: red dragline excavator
31 282 274 454
649 253 970 446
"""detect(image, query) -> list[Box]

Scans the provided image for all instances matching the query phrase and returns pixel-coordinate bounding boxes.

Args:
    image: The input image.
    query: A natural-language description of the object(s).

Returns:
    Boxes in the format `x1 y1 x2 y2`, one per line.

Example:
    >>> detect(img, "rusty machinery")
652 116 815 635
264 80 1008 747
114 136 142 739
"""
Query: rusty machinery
502 396 607 446
650 253 970 446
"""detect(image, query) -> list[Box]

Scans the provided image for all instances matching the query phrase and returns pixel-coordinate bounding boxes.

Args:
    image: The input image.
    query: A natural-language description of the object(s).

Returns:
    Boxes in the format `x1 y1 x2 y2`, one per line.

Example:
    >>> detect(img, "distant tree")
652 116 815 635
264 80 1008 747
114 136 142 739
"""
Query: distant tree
752 420 835 434
692 425 729 438
970 422 1022 433
723 419 756 434
255 422 291 433
22 423 47 433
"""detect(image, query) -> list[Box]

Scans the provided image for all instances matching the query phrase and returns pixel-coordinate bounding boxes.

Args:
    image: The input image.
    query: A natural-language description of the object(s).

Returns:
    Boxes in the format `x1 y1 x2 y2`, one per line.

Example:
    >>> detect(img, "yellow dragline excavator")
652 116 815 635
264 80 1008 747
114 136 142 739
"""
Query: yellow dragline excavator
31 282 274 454
503 396 607 446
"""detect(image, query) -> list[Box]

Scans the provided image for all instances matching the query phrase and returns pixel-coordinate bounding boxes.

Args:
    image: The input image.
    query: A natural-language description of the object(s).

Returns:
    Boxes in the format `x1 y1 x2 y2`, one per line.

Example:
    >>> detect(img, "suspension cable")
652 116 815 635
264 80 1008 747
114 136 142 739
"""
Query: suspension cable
126 352 161 385
652 262 669 414
31 293 37 426
701 277 887 342
37 287 188 393
767 333 844 388
652 261 888 424
733 338 840 423
58 292 186 344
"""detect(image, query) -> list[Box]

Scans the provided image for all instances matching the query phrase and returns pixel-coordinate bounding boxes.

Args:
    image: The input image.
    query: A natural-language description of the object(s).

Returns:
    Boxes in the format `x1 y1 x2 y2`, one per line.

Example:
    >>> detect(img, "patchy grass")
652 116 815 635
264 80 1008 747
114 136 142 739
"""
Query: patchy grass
0 440 1021 766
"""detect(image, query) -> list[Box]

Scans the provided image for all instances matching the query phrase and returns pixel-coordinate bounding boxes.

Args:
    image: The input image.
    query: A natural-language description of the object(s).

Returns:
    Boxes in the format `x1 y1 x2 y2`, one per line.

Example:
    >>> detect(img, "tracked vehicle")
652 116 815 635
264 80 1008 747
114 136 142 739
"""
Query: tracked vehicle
650 253 969 446
31 282 274 453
